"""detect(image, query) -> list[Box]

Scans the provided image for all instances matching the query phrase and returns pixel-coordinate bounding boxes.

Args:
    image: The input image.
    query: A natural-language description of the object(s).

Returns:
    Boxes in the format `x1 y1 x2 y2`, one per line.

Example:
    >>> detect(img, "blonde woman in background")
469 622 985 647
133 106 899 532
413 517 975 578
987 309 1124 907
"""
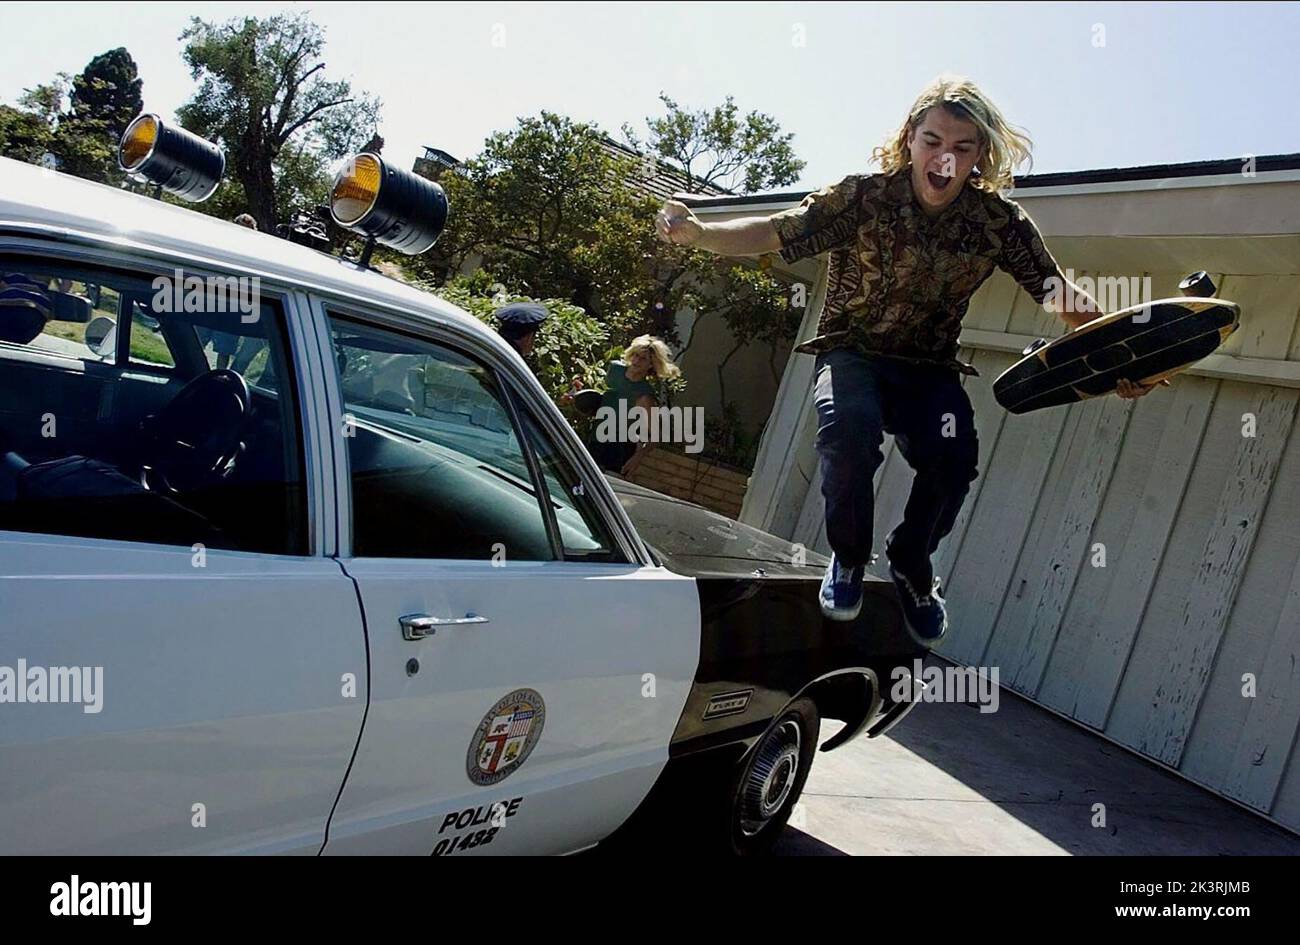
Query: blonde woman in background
656 75 1156 640
578 334 681 478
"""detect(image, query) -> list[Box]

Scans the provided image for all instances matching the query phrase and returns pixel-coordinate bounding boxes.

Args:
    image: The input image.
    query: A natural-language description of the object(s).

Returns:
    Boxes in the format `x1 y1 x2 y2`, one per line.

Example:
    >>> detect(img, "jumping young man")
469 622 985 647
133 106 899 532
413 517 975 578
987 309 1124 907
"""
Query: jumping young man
655 75 1158 644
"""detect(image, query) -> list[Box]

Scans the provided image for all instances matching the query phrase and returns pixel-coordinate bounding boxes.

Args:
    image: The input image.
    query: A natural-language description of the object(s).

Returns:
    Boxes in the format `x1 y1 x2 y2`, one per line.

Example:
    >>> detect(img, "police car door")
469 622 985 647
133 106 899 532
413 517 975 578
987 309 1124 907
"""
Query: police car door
0 248 366 854
314 304 699 855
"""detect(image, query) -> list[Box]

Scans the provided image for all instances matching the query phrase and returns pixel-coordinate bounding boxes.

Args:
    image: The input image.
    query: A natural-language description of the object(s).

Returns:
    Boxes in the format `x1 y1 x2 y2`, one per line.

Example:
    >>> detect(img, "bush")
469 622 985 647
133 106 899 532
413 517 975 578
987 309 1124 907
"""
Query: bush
430 272 618 411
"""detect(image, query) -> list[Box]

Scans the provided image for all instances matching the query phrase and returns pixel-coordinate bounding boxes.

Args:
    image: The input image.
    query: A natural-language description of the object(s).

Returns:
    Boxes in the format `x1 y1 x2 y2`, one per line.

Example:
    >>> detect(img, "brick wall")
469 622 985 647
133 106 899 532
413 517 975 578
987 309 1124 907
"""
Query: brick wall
627 447 750 519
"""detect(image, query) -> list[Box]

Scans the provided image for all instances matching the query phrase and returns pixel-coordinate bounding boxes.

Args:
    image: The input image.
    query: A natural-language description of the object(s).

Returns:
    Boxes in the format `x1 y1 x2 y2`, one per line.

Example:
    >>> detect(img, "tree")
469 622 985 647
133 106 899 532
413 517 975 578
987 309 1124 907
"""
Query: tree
176 12 380 230
0 50 141 184
624 93 805 194
412 112 680 340
53 48 143 183
67 48 143 143
0 85 57 165
405 106 802 365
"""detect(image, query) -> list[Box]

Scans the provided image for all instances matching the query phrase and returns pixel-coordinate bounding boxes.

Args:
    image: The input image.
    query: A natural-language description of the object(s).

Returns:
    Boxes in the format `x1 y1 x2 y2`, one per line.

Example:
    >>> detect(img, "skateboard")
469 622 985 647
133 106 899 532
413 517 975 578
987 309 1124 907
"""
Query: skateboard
992 272 1240 414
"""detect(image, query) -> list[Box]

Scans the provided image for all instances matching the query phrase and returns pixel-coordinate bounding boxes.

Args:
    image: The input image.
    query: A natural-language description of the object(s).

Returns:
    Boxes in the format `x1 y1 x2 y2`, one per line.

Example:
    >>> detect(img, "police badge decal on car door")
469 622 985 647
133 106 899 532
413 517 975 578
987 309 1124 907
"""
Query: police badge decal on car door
466 689 547 786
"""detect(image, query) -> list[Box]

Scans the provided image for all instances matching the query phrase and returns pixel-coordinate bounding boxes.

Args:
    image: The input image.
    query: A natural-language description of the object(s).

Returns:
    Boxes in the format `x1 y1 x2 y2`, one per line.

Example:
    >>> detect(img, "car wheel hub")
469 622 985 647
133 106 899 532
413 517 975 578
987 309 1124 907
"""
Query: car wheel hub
739 719 801 836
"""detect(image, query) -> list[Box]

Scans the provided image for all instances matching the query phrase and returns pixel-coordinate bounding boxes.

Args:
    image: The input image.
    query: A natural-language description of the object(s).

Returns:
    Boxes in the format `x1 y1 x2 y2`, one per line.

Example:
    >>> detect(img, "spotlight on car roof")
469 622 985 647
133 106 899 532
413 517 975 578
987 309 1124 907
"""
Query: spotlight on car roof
118 113 225 203
329 153 448 257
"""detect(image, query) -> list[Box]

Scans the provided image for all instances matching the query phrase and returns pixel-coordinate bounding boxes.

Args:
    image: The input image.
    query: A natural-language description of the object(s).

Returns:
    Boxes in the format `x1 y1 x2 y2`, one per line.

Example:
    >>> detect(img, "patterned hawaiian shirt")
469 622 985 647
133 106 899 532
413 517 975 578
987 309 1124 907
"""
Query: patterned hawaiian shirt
770 171 1064 375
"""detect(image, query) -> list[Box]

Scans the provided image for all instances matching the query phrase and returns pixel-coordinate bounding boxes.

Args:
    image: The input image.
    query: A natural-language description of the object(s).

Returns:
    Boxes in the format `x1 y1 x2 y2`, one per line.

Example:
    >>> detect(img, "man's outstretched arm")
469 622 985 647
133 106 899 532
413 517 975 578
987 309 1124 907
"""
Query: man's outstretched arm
655 199 782 256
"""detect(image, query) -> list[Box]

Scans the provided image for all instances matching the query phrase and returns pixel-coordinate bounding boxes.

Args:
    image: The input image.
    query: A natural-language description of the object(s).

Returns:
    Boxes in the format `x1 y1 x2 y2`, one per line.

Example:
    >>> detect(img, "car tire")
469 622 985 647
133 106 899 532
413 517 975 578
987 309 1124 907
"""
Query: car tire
723 697 819 856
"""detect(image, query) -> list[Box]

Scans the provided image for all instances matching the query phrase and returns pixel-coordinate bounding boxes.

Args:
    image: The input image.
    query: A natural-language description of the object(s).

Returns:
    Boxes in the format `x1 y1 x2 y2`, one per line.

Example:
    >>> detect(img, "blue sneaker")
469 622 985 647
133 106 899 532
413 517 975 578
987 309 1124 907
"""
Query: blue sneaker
820 555 864 622
890 565 948 646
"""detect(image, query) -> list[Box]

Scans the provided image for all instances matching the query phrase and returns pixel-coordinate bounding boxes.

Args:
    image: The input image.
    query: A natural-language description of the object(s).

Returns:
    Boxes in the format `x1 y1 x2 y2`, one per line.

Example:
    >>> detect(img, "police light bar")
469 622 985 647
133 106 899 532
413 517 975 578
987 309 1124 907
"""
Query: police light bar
329 153 448 256
118 113 225 203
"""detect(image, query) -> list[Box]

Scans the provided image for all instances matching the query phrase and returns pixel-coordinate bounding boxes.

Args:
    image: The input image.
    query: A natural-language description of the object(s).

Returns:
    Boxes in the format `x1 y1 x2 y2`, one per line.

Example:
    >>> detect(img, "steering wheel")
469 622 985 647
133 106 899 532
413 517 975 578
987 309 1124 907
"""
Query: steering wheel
138 369 250 493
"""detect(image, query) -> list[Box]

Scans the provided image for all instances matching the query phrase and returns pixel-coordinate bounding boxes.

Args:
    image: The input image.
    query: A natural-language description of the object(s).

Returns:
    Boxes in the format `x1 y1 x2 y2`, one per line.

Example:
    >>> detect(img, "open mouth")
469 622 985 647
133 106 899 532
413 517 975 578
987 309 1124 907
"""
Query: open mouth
927 171 952 191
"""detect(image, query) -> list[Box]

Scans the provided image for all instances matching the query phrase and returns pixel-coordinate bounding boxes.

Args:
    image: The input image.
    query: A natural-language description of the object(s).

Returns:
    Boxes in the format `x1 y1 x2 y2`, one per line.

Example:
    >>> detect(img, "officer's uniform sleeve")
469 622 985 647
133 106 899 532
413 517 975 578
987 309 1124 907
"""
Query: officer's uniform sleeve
768 175 862 264
997 202 1065 305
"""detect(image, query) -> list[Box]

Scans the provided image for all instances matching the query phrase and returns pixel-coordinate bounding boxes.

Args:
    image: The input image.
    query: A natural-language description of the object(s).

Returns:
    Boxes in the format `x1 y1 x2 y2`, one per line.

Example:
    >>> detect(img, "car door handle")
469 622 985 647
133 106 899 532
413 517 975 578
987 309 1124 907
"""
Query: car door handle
400 612 489 641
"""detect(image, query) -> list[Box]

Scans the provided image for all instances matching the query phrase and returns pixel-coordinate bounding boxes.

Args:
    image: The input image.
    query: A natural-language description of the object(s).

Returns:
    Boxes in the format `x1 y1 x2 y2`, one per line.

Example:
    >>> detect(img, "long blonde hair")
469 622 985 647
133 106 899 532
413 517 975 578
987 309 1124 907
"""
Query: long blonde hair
871 75 1032 194
625 334 681 380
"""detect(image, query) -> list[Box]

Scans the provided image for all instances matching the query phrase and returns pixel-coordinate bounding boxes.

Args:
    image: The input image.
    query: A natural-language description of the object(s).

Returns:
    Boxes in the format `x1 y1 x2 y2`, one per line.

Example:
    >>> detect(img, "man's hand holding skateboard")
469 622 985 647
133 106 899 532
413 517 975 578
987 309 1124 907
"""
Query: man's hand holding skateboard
1115 377 1164 399
1048 283 1168 402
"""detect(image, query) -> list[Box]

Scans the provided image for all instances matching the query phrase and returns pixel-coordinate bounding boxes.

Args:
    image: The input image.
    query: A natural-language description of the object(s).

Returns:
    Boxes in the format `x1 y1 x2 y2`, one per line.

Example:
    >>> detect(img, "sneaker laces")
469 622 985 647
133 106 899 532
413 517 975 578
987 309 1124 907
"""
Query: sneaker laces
895 568 938 609
831 559 862 589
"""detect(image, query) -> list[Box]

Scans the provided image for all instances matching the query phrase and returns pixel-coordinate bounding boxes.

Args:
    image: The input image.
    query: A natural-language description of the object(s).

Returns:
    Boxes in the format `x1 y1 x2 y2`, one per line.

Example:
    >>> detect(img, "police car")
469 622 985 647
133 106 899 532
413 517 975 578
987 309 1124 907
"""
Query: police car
0 116 922 856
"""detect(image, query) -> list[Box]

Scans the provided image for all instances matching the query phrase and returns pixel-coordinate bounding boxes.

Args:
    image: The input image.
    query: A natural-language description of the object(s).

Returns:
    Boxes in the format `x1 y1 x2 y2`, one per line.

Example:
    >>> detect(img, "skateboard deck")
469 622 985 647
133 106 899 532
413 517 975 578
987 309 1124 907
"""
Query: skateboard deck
993 279 1239 414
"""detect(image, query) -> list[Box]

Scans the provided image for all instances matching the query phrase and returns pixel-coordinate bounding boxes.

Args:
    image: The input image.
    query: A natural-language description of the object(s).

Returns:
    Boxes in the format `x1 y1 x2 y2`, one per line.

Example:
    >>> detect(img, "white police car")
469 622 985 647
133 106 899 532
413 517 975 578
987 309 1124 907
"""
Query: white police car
0 117 922 856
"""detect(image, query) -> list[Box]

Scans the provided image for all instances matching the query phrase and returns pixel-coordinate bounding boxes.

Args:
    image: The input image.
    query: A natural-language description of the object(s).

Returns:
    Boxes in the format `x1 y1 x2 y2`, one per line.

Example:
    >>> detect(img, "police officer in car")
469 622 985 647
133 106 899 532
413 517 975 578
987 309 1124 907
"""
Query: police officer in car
494 302 548 358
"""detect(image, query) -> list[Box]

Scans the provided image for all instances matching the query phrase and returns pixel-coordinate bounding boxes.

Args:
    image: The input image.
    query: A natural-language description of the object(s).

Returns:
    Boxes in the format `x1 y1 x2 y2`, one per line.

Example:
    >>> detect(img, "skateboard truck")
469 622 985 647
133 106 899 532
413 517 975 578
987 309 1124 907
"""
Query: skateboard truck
1178 271 1216 298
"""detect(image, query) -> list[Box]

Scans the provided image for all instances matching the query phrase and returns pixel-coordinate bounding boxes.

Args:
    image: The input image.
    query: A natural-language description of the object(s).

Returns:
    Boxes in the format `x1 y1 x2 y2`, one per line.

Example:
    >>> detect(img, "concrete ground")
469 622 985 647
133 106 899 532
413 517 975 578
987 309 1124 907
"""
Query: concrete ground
773 655 1300 856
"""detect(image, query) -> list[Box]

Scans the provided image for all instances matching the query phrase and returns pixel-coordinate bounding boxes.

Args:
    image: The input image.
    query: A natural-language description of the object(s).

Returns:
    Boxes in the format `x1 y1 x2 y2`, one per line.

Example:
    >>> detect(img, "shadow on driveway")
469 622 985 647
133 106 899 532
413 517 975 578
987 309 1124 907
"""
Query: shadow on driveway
773 654 1300 855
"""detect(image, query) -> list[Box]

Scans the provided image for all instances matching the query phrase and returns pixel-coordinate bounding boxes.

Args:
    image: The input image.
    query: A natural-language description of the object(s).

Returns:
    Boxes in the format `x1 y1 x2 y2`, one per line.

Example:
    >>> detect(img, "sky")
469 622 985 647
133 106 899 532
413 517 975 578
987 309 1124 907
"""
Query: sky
2 1 1298 191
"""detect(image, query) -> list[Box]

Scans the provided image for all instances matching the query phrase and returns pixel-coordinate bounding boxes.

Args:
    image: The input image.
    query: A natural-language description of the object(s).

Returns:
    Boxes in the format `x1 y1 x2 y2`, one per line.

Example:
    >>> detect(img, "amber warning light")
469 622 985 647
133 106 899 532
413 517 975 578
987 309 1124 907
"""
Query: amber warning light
118 113 225 203
330 153 448 258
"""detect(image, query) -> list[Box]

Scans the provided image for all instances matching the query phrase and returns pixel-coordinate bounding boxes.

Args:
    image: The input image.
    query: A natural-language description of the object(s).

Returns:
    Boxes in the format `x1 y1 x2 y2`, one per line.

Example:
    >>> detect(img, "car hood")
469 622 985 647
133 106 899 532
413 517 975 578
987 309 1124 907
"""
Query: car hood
607 475 828 578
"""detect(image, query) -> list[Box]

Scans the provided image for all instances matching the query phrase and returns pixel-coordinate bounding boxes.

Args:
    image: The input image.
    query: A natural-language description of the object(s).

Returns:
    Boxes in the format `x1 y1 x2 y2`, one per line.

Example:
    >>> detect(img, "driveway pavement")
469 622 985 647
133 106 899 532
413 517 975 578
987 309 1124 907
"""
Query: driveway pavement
774 655 1300 856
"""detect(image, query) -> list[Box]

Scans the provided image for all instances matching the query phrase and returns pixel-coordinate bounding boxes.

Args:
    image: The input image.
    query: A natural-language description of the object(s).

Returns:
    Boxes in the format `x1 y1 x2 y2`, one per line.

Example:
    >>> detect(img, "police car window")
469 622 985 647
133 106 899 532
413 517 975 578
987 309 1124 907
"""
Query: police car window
517 411 622 561
129 302 175 367
126 278 276 386
0 255 307 556
329 315 554 561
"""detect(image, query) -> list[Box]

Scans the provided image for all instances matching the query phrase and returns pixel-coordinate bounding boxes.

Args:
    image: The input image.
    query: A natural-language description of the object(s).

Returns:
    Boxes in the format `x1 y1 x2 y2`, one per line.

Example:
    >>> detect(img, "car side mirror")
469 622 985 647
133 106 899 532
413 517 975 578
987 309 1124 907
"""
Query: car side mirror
85 315 117 359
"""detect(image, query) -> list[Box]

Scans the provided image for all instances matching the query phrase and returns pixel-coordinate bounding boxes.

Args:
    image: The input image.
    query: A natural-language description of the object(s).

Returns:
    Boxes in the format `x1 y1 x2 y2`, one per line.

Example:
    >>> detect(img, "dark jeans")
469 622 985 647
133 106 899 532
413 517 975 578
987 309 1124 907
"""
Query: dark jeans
813 348 979 585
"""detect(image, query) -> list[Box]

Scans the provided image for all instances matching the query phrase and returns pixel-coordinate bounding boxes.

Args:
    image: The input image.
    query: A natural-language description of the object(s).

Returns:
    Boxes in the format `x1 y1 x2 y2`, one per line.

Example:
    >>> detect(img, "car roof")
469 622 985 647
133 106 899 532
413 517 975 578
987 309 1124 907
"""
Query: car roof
0 155 509 357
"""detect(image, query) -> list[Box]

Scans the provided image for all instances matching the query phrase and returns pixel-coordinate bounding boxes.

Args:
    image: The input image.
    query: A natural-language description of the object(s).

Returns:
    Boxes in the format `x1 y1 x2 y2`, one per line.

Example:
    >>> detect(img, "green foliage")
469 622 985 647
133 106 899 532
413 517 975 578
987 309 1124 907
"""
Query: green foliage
414 113 660 334
48 120 119 185
0 102 55 164
0 30 803 470
408 109 801 349
676 261 799 442
624 93 806 194
703 400 761 472
176 12 380 231
0 52 143 184
429 273 616 411
58 48 143 183
67 47 143 139
710 264 801 348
